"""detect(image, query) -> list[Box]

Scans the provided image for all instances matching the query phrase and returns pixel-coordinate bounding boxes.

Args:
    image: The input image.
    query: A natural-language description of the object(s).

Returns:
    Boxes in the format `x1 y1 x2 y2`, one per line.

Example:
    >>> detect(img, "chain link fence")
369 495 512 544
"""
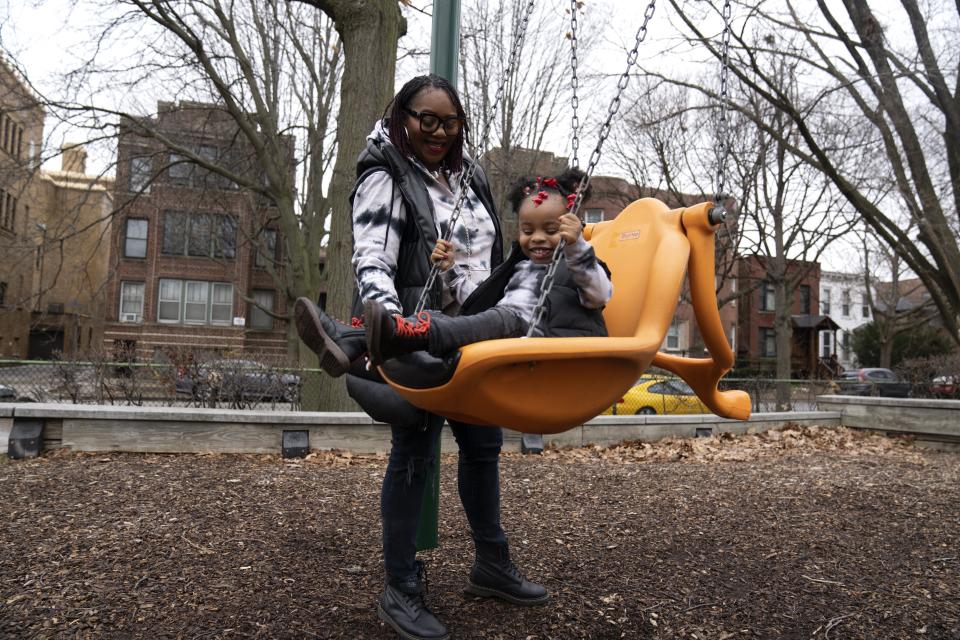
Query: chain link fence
1 355 956 414
0 351 323 411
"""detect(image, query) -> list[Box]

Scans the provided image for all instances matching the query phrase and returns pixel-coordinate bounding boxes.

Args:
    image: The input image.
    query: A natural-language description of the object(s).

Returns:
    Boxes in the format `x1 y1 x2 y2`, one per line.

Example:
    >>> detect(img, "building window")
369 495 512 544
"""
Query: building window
255 229 278 268
124 218 148 258
861 293 870 318
760 282 775 312
184 281 209 324
842 289 851 317
129 156 152 193
211 283 234 325
249 290 275 330
842 331 851 360
168 153 193 186
119 282 145 322
161 211 236 259
820 331 832 358
821 288 831 315
800 284 811 315
158 279 182 322
158 278 234 325
760 327 776 357
0 189 17 231
584 208 604 224
0 281 6 306
666 323 679 350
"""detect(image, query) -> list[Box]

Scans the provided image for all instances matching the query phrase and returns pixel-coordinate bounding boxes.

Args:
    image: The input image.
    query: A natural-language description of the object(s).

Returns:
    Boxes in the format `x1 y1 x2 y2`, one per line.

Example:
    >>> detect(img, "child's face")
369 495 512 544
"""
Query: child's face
517 193 566 264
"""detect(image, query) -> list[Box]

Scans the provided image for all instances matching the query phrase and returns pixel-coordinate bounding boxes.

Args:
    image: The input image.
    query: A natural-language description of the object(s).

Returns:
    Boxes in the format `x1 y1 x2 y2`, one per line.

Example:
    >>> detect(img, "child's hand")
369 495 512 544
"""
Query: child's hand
559 213 583 244
431 239 455 271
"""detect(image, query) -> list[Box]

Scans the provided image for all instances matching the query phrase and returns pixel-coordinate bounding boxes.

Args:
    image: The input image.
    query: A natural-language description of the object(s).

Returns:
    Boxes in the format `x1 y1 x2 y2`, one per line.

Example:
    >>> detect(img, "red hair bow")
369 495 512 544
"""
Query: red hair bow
532 190 549 206
565 193 577 210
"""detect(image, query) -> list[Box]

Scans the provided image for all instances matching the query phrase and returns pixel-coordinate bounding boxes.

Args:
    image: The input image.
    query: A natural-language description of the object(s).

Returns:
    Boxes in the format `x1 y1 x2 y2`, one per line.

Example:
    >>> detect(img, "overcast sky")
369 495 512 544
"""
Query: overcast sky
0 0 928 272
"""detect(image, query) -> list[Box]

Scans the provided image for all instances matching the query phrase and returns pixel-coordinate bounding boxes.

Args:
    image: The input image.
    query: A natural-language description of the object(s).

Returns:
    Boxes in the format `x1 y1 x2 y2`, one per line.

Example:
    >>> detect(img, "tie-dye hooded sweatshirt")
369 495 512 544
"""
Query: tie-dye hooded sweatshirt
351 121 499 315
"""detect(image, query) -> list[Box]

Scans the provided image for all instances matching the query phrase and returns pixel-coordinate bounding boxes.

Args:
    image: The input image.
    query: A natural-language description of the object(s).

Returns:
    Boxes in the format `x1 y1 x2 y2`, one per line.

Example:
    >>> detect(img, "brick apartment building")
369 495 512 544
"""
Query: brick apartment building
0 59 44 358
736 255 838 376
103 101 293 363
0 60 113 359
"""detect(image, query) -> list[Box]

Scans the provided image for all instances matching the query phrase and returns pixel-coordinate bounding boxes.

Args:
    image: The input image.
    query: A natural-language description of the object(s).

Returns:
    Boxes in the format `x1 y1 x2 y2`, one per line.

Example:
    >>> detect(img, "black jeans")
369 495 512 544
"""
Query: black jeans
428 307 527 355
381 414 508 583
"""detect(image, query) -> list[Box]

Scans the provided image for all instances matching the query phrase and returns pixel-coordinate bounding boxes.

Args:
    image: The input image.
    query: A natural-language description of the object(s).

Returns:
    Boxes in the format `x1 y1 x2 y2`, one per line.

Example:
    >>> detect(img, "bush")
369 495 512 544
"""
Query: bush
852 321 954 368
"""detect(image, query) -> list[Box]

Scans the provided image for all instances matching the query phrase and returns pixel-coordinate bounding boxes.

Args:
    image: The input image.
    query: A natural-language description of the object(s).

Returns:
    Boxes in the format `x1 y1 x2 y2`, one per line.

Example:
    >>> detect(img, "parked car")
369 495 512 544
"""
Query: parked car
835 368 911 398
175 359 301 402
931 375 957 398
602 377 710 416
0 384 16 402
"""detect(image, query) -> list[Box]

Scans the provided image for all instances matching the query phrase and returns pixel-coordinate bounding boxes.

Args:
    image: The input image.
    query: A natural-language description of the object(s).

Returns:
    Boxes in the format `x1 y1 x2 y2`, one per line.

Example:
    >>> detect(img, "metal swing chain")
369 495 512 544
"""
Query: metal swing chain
414 0 538 315
714 0 732 205
525 0 657 338
569 0 581 169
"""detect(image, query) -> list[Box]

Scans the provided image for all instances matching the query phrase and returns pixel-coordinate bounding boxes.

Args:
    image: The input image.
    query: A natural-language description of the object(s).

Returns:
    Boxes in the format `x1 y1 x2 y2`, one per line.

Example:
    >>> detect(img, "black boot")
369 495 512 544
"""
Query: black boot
377 562 449 640
364 299 431 366
293 297 366 377
465 542 549 606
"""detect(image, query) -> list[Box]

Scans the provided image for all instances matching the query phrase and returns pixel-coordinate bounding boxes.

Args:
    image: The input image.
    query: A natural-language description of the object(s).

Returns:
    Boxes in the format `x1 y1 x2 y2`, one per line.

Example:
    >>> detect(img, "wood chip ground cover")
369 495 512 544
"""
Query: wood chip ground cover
1 425 957 639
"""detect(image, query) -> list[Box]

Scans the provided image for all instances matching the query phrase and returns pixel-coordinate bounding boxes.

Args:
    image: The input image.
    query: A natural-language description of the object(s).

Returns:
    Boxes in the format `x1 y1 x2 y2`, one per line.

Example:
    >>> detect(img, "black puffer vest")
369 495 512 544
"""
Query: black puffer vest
460 242 609 337
349 135 503 316
346 132 503 427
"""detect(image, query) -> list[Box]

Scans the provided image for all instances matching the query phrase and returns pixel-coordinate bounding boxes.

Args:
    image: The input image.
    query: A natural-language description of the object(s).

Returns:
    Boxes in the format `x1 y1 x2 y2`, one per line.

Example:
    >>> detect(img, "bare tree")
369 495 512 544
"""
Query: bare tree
861 226 938 368
620 60 855 408
665 0 960 345
3 0 407 409
458 0 603 238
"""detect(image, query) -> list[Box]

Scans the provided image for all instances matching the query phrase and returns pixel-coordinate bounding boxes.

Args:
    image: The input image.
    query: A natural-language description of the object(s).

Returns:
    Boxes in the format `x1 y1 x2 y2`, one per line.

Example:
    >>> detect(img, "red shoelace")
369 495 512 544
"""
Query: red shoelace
393 311 431 338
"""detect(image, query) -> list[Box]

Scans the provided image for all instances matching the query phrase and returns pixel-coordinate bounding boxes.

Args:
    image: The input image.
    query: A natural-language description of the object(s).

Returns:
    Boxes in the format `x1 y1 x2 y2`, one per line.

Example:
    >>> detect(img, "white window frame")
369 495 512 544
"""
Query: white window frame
210 283 234 325
119 281 145 323
158 278 183 323
822 288 831 315
584 208 604 224
183 281 210 325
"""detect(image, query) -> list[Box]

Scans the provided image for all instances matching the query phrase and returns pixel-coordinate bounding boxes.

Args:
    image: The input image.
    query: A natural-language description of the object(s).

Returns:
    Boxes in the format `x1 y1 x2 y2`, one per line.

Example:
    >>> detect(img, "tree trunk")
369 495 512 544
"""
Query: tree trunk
306 0 404 410
774 285 793 412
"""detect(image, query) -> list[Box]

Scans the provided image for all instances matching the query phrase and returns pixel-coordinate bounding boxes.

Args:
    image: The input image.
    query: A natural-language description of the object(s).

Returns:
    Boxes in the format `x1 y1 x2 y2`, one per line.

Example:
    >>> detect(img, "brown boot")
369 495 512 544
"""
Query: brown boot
294 297 366 377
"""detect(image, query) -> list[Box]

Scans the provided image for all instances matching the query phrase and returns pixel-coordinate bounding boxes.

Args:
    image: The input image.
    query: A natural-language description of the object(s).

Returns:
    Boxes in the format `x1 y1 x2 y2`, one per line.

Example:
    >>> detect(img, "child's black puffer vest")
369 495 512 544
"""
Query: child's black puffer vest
460 242 609 338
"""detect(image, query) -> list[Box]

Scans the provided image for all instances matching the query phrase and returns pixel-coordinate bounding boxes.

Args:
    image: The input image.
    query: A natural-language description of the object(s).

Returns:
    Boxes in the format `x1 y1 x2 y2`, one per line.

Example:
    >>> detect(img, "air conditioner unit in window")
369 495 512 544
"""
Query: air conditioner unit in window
121 313 141 323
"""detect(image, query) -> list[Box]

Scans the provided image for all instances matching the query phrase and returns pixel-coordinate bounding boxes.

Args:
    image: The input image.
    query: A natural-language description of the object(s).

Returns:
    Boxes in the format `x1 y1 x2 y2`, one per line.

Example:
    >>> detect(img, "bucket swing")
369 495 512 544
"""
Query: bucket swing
378 0 750 434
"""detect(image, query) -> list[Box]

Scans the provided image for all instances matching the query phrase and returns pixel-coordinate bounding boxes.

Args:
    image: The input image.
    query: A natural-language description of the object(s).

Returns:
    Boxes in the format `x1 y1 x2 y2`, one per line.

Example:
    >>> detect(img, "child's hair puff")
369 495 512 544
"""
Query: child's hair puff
506 167 592 214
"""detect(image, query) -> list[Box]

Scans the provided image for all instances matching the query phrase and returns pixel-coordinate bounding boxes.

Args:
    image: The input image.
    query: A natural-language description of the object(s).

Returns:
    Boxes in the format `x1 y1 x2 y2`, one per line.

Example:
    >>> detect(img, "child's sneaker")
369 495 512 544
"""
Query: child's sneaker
363 299 431 366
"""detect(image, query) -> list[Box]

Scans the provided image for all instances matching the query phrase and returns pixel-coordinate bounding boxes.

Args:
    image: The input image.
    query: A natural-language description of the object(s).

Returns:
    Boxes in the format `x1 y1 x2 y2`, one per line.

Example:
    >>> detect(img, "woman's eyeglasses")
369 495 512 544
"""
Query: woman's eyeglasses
404 108 465 135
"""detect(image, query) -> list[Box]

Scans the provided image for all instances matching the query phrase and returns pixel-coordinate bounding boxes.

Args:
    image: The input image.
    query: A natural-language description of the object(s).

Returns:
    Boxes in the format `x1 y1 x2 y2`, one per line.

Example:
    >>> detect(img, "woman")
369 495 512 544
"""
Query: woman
296 75 547 640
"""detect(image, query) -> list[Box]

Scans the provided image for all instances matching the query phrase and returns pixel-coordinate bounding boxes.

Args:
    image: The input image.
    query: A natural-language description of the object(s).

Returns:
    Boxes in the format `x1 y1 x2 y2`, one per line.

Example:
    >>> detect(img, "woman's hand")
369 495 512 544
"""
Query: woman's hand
431 239 455 271
559 212 583 245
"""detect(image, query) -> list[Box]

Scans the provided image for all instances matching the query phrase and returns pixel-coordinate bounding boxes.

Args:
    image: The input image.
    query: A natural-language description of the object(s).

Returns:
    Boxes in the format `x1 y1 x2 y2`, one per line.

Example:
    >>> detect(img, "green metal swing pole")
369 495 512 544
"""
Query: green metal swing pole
415 0 461 553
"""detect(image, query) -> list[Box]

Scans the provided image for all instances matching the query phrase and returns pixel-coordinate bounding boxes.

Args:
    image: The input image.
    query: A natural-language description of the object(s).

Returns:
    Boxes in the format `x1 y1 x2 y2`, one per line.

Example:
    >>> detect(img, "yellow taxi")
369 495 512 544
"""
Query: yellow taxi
601 376 710 416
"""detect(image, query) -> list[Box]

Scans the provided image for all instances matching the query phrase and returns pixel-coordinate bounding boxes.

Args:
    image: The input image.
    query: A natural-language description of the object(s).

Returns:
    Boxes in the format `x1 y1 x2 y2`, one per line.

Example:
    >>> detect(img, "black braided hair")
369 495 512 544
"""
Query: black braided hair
383 74 470 174
506 167 592 214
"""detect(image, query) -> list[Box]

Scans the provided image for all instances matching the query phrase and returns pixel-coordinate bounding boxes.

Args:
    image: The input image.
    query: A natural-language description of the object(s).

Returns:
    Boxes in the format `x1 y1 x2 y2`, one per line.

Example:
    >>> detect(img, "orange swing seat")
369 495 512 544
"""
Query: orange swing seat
377 198 751 433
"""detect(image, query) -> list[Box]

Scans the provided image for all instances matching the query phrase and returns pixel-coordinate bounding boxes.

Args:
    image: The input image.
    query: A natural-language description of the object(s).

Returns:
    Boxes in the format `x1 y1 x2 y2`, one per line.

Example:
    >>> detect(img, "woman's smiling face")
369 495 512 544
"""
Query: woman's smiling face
403 88 459 170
